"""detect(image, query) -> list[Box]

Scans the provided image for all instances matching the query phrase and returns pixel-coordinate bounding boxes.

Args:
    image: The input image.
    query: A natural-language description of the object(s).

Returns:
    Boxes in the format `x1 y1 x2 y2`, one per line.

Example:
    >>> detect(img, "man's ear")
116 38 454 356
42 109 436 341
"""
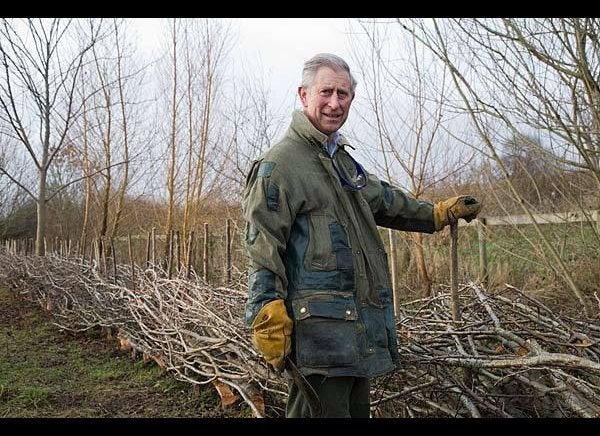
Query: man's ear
297 86 307 108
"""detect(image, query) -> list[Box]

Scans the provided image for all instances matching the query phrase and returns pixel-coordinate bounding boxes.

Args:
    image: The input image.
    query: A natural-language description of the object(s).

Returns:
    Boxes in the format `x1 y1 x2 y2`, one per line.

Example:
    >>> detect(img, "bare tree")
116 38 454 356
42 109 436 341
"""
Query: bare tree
91 28 114 254
163 18 180 264
181 19 233 256
397 18 598 315
149 18 234 268
0 135 33 239
53 18 144 259
0 18 102 255
349 19 472 299
78 71 92 256
109 18 133 240
220 61 289 199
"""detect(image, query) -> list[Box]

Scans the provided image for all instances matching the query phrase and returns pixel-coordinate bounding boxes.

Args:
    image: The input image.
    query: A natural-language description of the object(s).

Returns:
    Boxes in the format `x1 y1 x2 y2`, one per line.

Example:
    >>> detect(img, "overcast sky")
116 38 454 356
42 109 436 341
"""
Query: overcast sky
130 18 355 112
233 18 354 107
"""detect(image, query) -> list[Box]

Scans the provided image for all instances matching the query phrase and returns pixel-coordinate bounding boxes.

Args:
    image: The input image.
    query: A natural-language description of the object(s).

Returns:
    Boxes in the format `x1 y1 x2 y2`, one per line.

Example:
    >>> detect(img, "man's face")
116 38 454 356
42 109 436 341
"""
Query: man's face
298 66 354 136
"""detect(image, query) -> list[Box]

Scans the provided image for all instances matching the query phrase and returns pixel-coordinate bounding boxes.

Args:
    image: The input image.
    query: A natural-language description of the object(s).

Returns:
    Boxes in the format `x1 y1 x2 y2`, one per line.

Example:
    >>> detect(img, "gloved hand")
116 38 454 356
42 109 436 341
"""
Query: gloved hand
433 195 482 231
251 299 293 371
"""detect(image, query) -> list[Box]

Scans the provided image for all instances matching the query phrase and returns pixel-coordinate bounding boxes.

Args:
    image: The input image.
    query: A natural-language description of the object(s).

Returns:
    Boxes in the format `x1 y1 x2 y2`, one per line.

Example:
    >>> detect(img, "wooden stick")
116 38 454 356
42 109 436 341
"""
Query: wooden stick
225 219 232 285
450 221 461 323
145 230 151 268
128 233 136 290
186 231 194 279
110 238 117 284
203 223 209 283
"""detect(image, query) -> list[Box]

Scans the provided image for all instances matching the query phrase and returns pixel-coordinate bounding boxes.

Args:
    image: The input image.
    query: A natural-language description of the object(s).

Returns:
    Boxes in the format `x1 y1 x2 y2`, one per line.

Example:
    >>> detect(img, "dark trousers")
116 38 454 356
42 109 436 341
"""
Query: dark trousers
286 374 370 418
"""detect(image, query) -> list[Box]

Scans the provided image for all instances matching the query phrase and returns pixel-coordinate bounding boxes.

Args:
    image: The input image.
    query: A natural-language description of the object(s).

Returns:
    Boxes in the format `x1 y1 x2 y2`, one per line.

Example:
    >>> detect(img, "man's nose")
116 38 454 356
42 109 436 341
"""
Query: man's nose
328 93 340 110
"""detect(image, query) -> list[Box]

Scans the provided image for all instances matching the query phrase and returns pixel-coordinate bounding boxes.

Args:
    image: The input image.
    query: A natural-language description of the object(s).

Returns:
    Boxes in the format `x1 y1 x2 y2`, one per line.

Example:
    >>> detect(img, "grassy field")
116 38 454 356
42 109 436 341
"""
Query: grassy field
0 287 252 418
410 221 599 292
462 222 598 292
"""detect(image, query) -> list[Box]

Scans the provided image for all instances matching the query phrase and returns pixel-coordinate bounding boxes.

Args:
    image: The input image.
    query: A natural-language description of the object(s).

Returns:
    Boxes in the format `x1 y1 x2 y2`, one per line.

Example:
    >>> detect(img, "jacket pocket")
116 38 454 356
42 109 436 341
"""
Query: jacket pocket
360 302 388 350
291 295 359 367
305 213 337 270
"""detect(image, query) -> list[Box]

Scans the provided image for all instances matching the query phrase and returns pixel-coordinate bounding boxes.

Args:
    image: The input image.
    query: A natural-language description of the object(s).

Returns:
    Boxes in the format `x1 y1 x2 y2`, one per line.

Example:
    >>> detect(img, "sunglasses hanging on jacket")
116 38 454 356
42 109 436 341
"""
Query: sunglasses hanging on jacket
329 146 367 191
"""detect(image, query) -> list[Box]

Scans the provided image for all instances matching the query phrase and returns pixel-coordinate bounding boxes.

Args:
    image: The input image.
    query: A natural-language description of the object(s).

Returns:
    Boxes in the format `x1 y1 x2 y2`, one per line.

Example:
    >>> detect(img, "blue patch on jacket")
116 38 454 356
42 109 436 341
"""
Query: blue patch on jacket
245 269 279 325
380 180 394 208
267 183 279 211
284 214 354 292
257 161 275 177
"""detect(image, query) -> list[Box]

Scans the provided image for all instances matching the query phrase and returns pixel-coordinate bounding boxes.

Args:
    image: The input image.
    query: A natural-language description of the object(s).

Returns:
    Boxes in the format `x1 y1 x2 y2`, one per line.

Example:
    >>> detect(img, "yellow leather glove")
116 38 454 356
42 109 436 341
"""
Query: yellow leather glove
433 196 482 231
251 299 293 371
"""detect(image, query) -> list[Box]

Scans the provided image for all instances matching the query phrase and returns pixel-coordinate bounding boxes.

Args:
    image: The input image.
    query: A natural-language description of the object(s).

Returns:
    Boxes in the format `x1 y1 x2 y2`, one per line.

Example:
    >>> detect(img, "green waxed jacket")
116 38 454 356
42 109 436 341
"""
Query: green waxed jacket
243 110 436 378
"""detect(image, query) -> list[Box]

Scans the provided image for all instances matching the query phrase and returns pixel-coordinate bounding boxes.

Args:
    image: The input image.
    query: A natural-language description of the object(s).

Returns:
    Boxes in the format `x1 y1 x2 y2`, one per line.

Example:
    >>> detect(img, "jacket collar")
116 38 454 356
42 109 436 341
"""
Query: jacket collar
288 110 351 153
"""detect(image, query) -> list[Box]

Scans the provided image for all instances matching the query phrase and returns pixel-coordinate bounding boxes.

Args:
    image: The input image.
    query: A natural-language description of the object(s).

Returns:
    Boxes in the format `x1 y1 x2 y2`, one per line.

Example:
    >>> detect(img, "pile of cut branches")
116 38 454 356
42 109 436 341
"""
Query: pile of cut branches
1 251 598 417
372 284 600 417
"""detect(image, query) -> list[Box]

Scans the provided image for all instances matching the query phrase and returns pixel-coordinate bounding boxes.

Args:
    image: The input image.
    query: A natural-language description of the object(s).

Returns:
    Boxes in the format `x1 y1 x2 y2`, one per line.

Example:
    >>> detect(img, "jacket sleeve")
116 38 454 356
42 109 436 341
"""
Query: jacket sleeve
242 159 296 325
360 171 436 233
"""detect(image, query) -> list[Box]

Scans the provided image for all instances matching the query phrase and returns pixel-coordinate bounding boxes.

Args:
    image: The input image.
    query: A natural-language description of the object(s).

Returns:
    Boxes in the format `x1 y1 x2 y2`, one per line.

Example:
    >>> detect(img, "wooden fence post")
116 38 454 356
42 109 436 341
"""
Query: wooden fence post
166 230 171 278
167 229 174 279
203 223 209 283
79 238 86 262
88 240 94 266
186 231 194 279
225 219 232 285
477 218 488 287
101 238 108 278
388 228 400 318
151 227 156 268
449 222 461 323
145 230 151 268
128 234 136 289
93 239 100 271
110 238 117 284
175 230 181 274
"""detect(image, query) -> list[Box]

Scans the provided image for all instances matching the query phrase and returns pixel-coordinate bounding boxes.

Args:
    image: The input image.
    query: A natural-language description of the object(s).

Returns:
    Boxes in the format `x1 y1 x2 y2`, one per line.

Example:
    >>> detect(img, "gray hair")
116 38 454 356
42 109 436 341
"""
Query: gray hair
301 53 357 95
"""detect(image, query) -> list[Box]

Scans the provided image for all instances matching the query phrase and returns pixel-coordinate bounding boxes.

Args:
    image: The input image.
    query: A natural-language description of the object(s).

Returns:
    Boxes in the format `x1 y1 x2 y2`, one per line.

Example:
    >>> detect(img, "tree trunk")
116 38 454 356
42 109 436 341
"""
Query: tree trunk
35 171 47 256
